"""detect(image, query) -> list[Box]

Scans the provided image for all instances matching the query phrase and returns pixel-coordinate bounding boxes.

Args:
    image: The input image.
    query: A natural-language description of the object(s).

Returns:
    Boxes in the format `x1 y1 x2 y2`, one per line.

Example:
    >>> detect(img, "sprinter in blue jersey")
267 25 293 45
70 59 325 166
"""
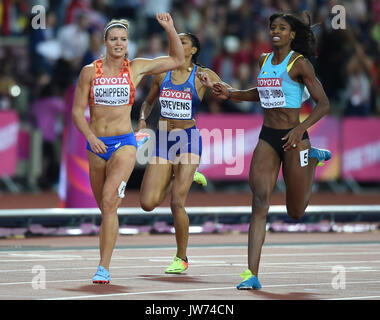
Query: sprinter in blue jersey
199 12 332 289
137 33 227 274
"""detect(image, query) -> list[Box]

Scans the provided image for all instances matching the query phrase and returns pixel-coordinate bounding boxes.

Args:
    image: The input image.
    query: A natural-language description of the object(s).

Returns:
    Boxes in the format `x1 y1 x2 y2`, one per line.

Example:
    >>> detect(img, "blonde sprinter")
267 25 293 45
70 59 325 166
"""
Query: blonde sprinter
72 13 184 284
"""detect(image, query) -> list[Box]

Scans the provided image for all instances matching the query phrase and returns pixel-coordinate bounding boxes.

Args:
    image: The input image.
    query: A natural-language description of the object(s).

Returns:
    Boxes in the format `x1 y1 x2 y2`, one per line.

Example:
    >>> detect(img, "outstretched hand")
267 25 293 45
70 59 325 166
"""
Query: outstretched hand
212 82 230 100
197 72 230 99
156 13 174 30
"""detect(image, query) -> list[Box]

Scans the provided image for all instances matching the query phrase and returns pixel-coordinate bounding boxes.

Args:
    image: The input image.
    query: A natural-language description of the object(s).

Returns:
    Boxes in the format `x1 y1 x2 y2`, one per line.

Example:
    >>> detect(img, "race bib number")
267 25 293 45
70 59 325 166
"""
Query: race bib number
300 149 309 167
93 77 130 106
159 89 193 120
257 78 286 108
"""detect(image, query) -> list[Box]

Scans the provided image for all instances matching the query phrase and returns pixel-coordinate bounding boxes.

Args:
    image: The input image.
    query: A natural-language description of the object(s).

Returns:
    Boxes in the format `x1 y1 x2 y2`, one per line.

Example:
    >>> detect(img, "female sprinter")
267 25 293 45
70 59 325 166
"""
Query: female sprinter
72 13 185 284
136 33 226 274
199 13 332 289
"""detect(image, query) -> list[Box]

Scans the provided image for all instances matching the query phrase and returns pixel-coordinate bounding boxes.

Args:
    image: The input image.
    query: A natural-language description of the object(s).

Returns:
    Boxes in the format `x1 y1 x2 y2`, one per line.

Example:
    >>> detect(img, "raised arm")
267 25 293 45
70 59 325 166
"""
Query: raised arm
198 71 260 102
130 13 185 88
197 53 269 102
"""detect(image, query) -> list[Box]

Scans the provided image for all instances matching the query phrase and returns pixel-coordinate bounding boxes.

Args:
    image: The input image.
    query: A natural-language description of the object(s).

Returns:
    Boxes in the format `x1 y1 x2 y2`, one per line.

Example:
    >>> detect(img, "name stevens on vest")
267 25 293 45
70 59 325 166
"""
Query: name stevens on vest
160 99 191 110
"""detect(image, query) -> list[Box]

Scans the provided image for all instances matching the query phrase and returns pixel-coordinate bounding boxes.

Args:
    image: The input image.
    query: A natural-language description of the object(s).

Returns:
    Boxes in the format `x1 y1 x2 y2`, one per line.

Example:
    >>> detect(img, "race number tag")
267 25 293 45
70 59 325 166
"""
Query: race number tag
300 149 309 167
159 89 193 120
257 78 286 108
118 180 127 198
93 77 130 106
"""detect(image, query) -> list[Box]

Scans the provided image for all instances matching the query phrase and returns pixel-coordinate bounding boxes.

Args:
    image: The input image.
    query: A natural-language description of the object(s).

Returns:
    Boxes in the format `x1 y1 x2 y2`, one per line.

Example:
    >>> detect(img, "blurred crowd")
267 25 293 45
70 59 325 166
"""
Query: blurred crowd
0 0 380 189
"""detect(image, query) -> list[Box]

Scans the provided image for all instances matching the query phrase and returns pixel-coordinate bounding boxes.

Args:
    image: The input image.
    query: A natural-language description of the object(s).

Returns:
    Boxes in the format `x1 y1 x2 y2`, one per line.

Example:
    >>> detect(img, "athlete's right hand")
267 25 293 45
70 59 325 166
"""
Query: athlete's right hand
212 82 229 99
156 13 174 31
87 134 107 154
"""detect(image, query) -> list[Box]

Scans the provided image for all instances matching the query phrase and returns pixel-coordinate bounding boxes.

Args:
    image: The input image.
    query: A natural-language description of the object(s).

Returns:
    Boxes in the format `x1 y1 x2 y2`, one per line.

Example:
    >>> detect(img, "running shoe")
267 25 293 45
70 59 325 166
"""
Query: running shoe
193 171 207 187
92 265 111 284
236 269 262 290
165 256 189 274
135 131 150 150
309 147 332 166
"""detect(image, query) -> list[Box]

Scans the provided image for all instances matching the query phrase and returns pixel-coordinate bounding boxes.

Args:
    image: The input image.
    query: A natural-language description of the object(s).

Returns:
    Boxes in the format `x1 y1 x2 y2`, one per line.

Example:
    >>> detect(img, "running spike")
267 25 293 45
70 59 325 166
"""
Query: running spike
193 171 207 187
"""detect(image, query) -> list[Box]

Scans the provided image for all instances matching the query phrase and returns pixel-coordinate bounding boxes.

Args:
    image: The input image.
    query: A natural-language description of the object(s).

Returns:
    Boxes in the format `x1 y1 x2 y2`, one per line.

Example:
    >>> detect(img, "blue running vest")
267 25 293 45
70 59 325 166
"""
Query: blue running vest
159 65 201 120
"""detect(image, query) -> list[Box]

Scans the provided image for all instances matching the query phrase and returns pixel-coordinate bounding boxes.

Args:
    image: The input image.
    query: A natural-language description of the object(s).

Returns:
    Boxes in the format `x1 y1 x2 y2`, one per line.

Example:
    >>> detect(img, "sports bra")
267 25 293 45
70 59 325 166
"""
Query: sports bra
89 58 135 107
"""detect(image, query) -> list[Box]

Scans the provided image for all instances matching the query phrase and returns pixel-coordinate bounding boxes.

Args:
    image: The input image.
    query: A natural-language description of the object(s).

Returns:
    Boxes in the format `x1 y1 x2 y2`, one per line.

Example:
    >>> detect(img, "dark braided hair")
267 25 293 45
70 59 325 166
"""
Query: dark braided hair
183 32 201 65
269 12 317 58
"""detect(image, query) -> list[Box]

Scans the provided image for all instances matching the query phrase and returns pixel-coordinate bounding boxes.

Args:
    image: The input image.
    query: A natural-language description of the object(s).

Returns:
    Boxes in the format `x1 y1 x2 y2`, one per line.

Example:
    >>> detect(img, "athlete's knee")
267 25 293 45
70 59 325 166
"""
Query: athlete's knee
252 191 271 211
287 205 305 221
140 198 156 212
100 195 118 215
170 195 185 213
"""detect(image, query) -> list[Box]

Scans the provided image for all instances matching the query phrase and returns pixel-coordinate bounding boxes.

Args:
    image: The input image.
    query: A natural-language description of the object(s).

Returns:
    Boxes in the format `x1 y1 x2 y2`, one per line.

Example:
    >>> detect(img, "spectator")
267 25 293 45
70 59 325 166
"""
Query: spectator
142 0 173 35
81 30 105 67
29 10 58 76
250 28 271 63
57 11 90 71
64 0 90 25
30 82 65 189
344 53 372 116
212 35 240 85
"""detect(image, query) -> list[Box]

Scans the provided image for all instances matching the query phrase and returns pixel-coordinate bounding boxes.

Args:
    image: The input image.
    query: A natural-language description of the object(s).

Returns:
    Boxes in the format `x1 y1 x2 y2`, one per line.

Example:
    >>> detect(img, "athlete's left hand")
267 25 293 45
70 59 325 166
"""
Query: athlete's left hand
282 124 306 152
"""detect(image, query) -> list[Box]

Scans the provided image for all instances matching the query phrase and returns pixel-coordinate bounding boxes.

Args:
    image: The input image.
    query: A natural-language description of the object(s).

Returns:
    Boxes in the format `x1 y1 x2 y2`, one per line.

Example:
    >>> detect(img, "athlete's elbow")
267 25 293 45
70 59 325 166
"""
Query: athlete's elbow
71 106 81 120
322 99 331 116
317 97 330 116
173 55 185 68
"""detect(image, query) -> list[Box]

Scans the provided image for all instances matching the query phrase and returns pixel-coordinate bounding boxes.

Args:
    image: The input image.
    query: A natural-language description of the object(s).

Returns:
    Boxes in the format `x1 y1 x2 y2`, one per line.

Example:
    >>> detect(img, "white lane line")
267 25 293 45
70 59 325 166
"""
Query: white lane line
1 264 380 275
42 279 380 300
2 260 380 273
324 295 380 300
1 242 379 255
2 251 380 262
1 269 380 287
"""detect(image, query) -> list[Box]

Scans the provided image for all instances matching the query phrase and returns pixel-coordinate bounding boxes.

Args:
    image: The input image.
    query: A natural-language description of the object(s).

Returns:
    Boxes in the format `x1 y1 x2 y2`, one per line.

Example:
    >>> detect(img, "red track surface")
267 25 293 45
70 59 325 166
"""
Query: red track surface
0 191 379 302
0 233 379 301
1 190 380 209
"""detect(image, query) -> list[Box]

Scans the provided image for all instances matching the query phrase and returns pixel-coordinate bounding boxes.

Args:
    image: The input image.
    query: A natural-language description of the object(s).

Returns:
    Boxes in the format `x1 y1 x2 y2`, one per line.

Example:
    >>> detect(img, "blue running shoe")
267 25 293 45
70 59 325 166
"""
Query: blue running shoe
309 147 332 166
236 269 262 290
92 265 110 284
